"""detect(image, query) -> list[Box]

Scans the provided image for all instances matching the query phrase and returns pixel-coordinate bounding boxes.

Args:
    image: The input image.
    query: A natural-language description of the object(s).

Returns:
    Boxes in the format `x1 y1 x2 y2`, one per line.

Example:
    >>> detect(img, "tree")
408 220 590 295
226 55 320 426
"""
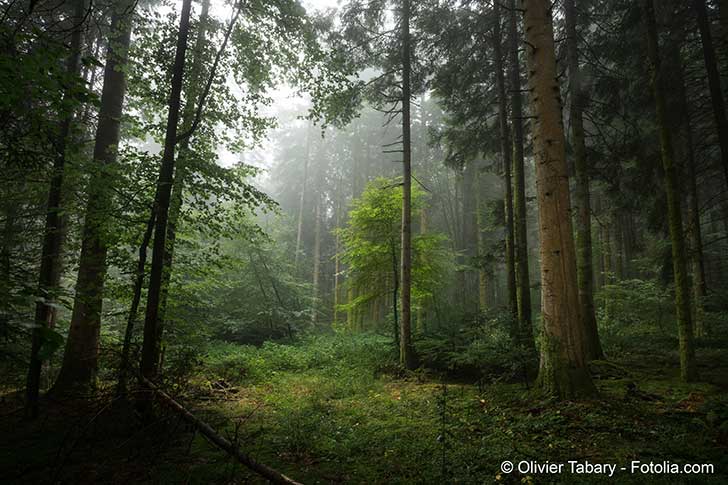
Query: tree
140 0 194 381
53 0 136 393
338 178 448 340
492 0 518 324
25 0 87 417
642 0 697 382
399 0 416 369
520 0 596 398
564 0 604 361
691 0 728 194
509 0 533 346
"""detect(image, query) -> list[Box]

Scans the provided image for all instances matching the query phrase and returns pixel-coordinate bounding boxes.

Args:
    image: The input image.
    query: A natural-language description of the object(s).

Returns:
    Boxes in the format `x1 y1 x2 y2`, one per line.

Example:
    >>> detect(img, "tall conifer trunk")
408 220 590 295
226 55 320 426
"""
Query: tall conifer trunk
692 0 728 193
521 0 596 398
399 0 415 369
493 1 517 324
509 0 533 346
643 0 697 382
565 0 603 361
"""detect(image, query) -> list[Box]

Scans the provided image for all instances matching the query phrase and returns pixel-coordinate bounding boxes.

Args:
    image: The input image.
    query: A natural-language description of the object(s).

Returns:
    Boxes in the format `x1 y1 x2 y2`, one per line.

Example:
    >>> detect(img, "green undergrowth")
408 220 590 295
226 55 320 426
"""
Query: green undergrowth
3 333 728 484
168 333 728 484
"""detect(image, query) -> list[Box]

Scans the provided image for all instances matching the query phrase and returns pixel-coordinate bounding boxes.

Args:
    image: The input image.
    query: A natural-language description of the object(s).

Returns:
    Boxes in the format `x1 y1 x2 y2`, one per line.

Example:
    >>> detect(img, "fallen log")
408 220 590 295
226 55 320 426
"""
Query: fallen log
140 376 302 484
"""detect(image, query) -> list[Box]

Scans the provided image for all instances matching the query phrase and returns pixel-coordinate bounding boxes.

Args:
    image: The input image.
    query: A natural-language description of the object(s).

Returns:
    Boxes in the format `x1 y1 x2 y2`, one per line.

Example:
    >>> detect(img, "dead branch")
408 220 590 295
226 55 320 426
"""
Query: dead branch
141 376 302 485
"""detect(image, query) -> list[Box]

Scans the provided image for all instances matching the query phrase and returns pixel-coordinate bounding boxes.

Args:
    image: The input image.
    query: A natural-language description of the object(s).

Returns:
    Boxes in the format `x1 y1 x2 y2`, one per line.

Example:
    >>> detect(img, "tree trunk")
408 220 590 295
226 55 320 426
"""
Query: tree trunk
663 25 709 337
475 168 488 312
692 0 728 194
509 0 533 347
311 195 321 324
294 123 311 270
643 0 697 382
521 0 596 398
53 0 134 393
493 0 518 325
140 0 193 381
156 0 211 339
565 0 603 361
399 0 415 370
26 0 86 416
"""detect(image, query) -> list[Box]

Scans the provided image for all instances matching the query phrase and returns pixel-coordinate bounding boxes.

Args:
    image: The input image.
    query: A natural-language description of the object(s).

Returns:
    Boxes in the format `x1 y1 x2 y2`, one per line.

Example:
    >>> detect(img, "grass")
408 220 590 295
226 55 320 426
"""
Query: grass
2 332 728 484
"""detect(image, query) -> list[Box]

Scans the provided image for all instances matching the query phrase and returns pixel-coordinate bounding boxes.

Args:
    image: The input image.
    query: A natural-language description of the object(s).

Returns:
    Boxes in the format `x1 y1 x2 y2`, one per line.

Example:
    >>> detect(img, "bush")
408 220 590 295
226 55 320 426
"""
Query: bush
415 310 535 382
203 333 395 385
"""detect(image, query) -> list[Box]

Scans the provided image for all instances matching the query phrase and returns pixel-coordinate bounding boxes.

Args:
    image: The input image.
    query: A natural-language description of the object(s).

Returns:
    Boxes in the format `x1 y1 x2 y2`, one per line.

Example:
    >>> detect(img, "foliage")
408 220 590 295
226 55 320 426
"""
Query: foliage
416 309 534 381
337 177 451 331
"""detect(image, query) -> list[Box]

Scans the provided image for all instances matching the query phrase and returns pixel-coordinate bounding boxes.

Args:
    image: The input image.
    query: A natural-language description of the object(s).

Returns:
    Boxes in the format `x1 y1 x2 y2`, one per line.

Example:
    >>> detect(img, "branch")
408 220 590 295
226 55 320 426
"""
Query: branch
175 1 243 144
140 376 302 485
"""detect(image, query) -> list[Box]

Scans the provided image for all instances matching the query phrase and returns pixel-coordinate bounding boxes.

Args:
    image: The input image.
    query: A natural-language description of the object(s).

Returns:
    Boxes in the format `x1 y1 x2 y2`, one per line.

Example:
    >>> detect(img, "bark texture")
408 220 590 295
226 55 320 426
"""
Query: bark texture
53 0 134 393
643 0 697 382
26 0 86 416
399 0 415 369
140 0 193 380
509 0 533 346
565 0 603 361
521 0 596 398
493 0 517 323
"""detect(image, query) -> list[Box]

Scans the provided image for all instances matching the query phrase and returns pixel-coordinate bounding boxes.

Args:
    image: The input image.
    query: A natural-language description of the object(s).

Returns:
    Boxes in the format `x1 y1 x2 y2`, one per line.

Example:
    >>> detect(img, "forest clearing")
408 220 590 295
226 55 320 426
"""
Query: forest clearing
2 0 728 483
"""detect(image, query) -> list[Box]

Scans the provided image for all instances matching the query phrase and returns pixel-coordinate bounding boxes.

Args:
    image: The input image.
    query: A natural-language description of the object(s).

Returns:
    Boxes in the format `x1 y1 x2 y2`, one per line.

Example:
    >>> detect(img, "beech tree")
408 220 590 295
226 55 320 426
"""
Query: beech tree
53 0 136 393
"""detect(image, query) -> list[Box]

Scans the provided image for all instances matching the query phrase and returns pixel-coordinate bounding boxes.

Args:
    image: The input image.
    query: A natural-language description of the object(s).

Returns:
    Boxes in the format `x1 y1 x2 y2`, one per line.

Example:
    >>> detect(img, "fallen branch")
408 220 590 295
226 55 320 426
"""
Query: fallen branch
140 376 302 484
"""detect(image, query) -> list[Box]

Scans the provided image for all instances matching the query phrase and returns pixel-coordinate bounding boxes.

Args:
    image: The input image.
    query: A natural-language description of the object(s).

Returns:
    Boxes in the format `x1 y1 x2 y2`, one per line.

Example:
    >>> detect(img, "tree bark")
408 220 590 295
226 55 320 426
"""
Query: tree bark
643 0 697 382
692 0 728 194
399 0 415 369
311 194 321 324
509 0 533 347
141 376 302 484
493 0 518 324
521 0 596 398
565 0 603 361
140 0 193 381
156 0 211 340
663 21 709 338
294 123 311 270
26 0 86 416
53 0 134 393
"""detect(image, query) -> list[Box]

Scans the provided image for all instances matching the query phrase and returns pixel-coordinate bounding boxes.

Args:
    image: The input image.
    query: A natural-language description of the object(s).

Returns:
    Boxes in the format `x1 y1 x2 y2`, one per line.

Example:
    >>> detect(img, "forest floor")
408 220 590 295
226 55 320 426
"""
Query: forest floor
2 333 728 484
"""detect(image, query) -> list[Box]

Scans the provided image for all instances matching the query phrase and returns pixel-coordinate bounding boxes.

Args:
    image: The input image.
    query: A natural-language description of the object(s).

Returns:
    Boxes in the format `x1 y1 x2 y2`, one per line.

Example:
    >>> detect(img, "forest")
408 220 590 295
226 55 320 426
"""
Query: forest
2 0 728 482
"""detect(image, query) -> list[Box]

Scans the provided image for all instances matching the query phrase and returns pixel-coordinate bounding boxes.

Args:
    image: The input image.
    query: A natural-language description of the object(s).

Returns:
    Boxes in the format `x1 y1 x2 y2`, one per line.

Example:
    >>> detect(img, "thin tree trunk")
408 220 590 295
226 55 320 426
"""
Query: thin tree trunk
493 0 518 325
391 238 399 349
333 184 342 324
140 0 193 381
26 0 86 416
643 0 697 382
399 0 415 369
521 0 596 398
509 0 533 347
53 0 134 393
417 207 427 331
565 0 603 361
475 169 488 312
664 31 709 337
311 195 321 324
156 0 211 341
294 124 311 270
117 209 155 395
692 0 728 194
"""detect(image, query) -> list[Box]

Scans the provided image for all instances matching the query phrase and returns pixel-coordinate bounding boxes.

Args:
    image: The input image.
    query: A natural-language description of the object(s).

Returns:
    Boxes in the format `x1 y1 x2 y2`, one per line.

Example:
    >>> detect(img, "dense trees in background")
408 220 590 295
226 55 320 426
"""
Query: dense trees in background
2 0 728 418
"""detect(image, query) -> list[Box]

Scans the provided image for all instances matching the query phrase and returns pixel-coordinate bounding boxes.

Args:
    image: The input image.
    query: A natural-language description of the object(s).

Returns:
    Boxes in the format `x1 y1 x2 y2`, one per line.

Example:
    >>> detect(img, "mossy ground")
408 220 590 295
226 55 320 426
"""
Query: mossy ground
2 334 727 484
